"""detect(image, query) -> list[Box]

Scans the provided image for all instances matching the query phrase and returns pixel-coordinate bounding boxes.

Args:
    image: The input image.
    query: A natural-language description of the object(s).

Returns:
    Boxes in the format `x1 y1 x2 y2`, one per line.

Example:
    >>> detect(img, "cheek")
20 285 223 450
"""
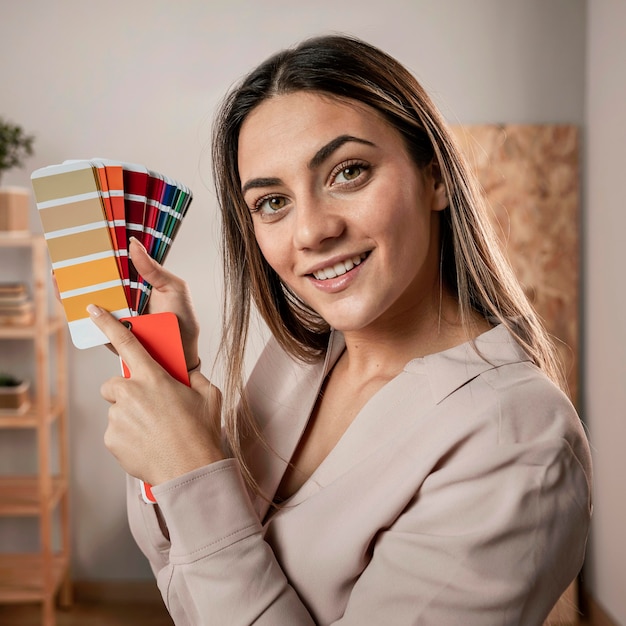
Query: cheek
385 205 435 267
253 225 290 276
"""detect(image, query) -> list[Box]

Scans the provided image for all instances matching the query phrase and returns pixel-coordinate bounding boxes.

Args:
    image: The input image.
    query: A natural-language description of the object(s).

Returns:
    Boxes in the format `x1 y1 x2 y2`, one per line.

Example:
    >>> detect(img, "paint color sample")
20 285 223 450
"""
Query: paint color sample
31 158 192 348
31 161 132 349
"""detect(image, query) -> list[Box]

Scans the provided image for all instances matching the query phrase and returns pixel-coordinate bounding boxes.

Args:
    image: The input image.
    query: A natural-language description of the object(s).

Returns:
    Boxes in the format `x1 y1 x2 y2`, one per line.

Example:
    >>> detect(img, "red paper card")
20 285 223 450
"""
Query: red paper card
120 312 190 502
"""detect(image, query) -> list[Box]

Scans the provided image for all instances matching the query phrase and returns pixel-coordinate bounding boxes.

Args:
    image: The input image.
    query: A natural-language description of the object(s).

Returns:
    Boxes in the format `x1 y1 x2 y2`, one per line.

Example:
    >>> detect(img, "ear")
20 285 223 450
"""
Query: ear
427 159 449 212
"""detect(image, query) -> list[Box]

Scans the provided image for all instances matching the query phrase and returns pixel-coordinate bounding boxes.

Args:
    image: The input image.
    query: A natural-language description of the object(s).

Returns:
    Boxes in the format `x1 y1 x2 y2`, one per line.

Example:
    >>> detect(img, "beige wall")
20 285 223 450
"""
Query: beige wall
584 1 626 624
5 3 620 620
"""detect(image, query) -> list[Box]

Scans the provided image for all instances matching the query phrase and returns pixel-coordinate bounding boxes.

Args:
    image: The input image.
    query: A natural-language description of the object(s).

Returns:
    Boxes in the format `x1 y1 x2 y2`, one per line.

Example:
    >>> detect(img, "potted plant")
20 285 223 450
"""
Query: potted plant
0 373 31 413
0 117 35 233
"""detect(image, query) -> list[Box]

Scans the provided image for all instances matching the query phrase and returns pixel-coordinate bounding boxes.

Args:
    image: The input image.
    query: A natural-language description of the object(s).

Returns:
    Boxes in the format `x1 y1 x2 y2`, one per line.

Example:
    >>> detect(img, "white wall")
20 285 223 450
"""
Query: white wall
0 0 591 584
584 1 626 624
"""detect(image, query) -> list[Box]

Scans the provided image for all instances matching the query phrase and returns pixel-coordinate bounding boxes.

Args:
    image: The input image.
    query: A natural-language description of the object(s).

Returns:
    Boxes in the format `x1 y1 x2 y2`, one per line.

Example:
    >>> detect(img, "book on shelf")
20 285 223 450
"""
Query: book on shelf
0 282 34 325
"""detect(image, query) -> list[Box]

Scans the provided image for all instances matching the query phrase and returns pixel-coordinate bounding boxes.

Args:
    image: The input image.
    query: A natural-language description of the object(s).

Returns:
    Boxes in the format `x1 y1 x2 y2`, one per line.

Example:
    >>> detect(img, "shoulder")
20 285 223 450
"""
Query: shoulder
423 324 580 438
482 360 576 431
438 356 593 513
417 325 592 484
476 357 586 454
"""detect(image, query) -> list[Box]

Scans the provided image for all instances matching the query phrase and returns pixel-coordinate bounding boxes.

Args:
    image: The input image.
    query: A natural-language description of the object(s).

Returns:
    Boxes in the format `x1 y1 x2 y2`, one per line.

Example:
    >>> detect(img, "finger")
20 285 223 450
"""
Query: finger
51 270 61 302
208 382 223 415
190 372 223 418
86 304 152 373
105 343 120 357
189 371 218 397
100 376 123 404
189 373 223 439
129 237 180 292
189 372 221 407
189 370 208 391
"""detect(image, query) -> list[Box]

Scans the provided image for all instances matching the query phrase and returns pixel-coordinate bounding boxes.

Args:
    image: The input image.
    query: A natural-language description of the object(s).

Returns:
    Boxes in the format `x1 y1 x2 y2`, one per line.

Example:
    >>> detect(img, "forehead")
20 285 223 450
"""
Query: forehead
242 90 382 127
237 91 400 172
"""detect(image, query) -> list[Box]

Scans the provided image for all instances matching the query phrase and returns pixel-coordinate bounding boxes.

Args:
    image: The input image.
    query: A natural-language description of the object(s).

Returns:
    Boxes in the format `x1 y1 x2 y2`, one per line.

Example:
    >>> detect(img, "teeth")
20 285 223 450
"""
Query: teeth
313 254 366 281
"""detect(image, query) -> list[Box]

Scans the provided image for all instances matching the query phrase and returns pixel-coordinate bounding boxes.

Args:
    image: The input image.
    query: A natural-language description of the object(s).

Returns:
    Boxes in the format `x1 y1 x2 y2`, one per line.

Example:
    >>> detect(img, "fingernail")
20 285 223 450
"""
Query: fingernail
129 237 146 251
86 304 102 317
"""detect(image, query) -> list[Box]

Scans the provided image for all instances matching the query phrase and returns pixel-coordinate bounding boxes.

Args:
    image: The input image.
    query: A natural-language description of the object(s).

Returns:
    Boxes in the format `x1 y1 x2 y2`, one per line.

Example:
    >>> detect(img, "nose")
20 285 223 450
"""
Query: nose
292 196 346 251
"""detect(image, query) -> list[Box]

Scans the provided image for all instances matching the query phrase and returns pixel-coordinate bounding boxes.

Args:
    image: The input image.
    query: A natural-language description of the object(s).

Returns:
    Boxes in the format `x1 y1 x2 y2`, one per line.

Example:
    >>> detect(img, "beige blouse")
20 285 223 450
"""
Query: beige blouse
126 324 592 625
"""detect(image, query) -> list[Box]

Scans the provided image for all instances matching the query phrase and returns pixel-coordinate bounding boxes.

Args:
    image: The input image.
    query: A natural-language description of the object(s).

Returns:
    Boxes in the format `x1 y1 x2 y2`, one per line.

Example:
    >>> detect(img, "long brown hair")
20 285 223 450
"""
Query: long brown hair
211 34 565 484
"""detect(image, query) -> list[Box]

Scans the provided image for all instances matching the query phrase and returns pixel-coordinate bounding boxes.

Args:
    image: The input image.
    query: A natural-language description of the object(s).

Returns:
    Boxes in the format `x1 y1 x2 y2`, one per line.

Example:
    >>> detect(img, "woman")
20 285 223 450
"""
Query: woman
88 35 592 625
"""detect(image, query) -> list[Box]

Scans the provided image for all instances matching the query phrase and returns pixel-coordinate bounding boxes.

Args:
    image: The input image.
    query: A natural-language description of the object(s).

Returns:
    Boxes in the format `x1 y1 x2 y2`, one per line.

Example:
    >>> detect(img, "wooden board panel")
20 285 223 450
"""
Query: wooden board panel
452 124 580 404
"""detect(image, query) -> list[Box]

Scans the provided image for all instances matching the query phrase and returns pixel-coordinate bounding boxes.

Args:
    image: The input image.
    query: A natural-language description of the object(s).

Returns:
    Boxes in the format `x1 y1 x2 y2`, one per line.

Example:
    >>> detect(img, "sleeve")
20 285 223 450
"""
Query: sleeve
127 459 316 626
336 436 592 626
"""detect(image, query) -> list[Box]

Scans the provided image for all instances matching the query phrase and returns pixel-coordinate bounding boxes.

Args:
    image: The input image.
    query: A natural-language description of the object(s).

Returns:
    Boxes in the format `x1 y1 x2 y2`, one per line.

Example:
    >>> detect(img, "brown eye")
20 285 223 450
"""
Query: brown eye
257 195 287 213
267 197 286 211
339 165 362 181
332 161 369 186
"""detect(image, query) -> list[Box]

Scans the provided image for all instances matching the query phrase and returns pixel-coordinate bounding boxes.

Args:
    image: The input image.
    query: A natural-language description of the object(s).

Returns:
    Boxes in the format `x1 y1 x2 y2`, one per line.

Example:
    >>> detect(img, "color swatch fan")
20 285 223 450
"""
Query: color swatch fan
31 159 192 349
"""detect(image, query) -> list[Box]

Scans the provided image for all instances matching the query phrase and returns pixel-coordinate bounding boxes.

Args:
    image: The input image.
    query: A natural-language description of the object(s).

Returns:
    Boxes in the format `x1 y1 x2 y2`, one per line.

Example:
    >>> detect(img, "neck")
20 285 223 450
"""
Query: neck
339 293 489 382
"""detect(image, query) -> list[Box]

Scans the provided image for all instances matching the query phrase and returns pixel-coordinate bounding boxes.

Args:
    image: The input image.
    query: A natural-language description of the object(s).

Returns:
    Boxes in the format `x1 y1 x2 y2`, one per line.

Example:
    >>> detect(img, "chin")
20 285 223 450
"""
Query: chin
319 312 375 333
307 297 386 333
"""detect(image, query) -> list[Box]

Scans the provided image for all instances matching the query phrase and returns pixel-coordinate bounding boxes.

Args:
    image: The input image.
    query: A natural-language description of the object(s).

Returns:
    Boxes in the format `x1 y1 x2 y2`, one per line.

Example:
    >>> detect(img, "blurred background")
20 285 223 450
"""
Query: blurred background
0 0 623 624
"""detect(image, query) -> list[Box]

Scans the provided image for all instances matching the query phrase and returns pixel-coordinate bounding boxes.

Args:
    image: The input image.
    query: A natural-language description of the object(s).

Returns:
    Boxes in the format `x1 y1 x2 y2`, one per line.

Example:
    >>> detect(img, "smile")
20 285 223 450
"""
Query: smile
312 253 368 281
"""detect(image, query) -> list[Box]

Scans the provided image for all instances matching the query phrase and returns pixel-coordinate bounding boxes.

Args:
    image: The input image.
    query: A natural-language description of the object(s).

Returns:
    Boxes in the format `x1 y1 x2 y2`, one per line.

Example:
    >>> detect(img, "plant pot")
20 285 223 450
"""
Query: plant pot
0 186 30 232
0 380 31 413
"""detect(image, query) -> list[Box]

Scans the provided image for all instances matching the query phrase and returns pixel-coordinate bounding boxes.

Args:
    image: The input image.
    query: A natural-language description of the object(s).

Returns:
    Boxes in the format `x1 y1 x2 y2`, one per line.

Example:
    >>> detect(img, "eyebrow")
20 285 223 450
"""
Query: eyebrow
308 134 375 170
241 134 375 195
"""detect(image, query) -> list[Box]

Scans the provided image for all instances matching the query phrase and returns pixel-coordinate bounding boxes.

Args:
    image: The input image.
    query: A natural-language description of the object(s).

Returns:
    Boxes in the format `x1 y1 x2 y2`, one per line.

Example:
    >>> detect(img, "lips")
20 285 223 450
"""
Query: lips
311 253 368 281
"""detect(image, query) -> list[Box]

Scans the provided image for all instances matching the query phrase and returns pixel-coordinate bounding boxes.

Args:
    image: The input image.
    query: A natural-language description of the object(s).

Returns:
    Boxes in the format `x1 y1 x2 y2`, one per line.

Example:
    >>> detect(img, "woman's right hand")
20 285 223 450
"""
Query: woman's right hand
88 304 224 485
128 237 201 371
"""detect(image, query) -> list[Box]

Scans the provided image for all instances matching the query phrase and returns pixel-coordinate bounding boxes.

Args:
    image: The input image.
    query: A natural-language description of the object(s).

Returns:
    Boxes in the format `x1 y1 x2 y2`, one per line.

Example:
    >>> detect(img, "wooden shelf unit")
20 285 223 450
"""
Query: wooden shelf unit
0 233 72 625
0 476 68 516
0 554 70 605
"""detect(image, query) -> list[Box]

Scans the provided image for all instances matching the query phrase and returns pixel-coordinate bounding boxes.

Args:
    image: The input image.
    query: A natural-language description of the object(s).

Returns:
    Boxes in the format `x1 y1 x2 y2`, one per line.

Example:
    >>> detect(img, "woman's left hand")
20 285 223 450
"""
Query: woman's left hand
87 304 225 486
129 236 201 372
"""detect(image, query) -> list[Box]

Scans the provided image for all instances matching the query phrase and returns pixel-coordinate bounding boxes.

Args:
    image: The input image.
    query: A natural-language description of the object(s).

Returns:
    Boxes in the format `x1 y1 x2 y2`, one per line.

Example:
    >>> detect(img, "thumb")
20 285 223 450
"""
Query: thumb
128 237 173 291
189 372 222 410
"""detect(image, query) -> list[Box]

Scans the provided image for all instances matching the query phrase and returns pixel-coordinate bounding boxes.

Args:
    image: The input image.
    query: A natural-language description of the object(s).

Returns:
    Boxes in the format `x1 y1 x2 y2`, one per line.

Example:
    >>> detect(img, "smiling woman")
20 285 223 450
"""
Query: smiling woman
238 92 449 341
89 34 592 625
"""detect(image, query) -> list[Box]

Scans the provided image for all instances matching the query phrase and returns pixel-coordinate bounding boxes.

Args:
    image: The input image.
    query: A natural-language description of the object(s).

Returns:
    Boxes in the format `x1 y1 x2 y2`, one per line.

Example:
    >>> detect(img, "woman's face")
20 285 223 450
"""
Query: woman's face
238 91 448 336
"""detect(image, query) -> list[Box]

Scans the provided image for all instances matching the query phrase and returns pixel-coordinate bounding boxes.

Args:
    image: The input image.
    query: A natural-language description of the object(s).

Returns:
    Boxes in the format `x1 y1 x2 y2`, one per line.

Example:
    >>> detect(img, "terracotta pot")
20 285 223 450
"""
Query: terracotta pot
0 186 30 232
